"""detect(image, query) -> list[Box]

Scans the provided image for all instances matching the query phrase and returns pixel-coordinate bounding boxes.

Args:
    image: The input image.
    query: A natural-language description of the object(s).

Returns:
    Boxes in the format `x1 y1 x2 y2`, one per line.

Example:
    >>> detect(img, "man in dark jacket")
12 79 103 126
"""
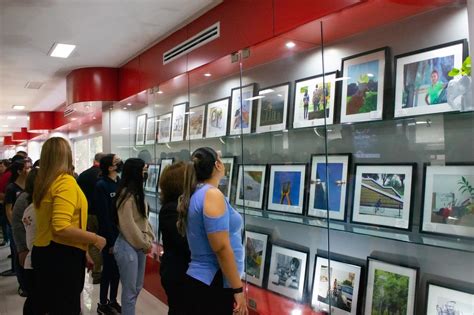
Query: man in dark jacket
95 154 122 315
77 152 105 284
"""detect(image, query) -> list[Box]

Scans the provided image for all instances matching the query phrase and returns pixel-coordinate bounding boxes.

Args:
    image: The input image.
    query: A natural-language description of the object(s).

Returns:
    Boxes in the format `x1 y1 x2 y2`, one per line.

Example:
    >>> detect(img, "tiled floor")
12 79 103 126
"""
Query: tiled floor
0 244 169 315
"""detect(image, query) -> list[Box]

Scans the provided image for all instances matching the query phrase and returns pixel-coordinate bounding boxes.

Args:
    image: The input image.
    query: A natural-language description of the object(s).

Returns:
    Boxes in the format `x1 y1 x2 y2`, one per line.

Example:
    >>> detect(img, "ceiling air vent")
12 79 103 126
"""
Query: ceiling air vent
24 81 43 89
163 22 220 65
64 104 75 117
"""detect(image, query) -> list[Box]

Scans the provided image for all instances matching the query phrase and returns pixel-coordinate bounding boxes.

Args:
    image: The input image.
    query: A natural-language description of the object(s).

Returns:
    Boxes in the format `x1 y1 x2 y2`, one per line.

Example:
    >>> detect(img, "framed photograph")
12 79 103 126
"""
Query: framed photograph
311 256 363 315
365 258 418 315
145 164 160 193
235 165 267 209
308 155 350 221
230 84 256 135
352 164 414 230
218 157 235 200
157 113 172 144
267 164 306 215
293 72 337 128
267 244 308 301
244 231 269 287
256 83 290 133
171 102 187 142
144 116 156 145
135 114 147 146
426 282 474 315
394 39 468 118
187 104 206 140
206 98 230 138
340 47 388 123
421 165 474 238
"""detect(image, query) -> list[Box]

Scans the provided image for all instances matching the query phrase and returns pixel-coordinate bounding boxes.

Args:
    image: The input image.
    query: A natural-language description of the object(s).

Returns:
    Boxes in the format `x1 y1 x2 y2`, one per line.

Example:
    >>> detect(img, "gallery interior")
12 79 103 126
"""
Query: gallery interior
1 0 473 314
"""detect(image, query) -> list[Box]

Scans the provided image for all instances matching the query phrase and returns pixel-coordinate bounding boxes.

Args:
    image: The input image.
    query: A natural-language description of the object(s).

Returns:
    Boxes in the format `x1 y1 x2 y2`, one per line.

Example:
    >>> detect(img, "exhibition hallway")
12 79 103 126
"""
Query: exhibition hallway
0 245 169 315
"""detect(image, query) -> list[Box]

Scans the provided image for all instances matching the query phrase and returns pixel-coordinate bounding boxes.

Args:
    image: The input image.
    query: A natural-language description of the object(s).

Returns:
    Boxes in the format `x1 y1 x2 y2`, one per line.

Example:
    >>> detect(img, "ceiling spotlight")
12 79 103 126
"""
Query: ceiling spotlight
7 116 16 120
286 41 296 48
92 116 96 120
204 73 212 77
48 43 76 58
12 105 25 110
123 107 128 110
127 103 132 106
157 90 164 94
70 117 77 121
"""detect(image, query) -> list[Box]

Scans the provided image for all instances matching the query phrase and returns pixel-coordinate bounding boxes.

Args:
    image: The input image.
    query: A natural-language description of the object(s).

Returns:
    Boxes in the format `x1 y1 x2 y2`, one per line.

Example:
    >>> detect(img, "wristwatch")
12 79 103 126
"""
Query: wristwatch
232 287 243 294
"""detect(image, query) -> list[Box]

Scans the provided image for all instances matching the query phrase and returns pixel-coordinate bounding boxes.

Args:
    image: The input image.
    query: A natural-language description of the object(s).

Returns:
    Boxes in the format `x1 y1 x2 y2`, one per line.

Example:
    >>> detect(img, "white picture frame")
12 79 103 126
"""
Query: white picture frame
352 164 414 230
187 104 206 140
235 165 266 209
158 158 174 193
293 72 337 129
308 155 350 221
206 98 229 138
421 165 474 238
144 116 156 145
394 40 467 118
157 113 172 144
135 114 147 146
365 258 418 315
145 164 160 193
426 283 474 315
256 83 290 134
244 231 269 287
171 102 187 142
340 48 387 123
218 157 235 200
311 256 362 315
267 244 307 301
267 164 306 215
230 84 255 135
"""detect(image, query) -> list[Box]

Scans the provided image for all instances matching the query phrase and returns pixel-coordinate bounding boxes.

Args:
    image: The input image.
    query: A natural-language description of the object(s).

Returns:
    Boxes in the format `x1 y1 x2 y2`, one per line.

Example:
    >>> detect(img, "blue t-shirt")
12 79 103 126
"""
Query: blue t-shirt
186 184 244 287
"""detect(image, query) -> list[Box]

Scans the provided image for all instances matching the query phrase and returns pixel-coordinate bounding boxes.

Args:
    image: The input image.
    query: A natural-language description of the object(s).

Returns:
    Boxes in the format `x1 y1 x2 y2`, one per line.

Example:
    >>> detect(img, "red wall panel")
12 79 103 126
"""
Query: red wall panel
139 28 188 90
119 57 141 100
66 67 118 105
186 0 274 71
273 0 363 35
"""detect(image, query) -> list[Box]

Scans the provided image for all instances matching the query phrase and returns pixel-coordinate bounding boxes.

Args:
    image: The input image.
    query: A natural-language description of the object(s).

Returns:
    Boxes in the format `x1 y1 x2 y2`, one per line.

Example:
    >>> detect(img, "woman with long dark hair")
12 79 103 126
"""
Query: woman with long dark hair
158 161 190 315
113 158 155 315
32 137 106 315
177 147 247 315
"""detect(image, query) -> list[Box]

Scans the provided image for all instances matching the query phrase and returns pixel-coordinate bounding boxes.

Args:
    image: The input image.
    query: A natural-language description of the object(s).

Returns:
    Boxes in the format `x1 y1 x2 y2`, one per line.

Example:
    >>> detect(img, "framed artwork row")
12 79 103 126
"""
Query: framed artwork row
227 158 473 238
134 39 469 145
144 158 175 194
244 230 473 314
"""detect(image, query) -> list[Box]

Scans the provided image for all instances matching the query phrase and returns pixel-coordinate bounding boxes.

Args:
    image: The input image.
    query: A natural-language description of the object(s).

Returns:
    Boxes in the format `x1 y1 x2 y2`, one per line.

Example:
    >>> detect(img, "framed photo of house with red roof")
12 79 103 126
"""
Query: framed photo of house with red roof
351 164 415 230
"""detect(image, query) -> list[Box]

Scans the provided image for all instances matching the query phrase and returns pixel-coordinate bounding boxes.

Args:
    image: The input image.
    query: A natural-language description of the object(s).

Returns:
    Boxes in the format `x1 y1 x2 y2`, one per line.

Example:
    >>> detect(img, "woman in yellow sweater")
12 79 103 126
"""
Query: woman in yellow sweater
32 137 106 315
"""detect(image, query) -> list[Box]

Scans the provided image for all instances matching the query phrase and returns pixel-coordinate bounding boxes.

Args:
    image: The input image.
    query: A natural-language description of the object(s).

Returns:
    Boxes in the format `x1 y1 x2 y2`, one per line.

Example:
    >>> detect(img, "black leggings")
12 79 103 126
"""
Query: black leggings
185 270 234 315
32 242 85 315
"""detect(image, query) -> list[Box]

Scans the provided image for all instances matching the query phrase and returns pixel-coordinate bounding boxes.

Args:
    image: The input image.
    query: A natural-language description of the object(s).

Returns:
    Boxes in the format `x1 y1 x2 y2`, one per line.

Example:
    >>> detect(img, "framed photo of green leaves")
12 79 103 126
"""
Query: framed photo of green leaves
365 257 418 315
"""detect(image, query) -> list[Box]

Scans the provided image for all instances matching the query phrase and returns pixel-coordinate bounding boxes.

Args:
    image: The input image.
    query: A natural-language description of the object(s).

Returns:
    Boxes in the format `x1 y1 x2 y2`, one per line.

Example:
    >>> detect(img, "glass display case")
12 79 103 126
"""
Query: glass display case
106 2 474 314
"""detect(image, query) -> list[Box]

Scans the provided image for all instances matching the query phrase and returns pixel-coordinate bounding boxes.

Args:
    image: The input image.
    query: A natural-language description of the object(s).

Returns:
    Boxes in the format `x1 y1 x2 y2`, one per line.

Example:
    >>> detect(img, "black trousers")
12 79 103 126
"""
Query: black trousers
185 271 234 315
99 250 120 304
23 269 34 315
32 242 85 315
0 204 8 243
161 276 187 315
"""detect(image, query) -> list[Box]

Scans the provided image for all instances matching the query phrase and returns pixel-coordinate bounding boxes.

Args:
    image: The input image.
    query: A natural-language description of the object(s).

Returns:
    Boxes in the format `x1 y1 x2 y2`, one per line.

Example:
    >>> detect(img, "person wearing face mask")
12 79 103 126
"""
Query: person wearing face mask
113 158 154 315
95 154 122 314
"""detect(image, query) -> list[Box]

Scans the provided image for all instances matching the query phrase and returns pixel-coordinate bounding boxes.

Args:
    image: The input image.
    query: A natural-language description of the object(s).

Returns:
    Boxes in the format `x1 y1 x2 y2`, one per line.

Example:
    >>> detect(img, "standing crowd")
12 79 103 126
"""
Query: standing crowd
0 138 247 315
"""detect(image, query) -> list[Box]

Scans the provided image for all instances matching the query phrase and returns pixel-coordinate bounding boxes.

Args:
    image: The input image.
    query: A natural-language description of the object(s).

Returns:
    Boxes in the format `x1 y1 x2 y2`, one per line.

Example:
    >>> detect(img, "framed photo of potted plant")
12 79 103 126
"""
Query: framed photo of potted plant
340 47 389 123
421 164 474 239
394 39 468 118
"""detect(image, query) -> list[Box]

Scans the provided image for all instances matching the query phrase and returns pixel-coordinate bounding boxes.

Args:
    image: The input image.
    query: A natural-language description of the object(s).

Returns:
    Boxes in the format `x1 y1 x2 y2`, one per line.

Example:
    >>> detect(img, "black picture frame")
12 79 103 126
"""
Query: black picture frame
255 82 291 134
235 164 268 210
425 280 474 315
186 103 207 140
205 97 231 138
170 102 188 142
243 229 271 288
229 83 257 135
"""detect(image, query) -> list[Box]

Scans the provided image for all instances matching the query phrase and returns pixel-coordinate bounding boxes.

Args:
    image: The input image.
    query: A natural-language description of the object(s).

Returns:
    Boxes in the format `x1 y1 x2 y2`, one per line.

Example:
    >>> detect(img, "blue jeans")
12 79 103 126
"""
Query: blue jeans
113 234 146 315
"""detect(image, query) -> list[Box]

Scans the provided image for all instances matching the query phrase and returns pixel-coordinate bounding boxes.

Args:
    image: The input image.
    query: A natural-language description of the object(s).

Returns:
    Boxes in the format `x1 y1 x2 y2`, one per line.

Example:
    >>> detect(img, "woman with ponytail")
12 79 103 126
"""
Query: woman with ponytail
177 147 247 315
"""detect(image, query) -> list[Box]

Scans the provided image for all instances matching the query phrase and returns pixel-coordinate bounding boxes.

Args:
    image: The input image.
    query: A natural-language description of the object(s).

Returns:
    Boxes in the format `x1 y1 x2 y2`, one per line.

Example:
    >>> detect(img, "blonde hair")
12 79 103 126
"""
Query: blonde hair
33 137 73 208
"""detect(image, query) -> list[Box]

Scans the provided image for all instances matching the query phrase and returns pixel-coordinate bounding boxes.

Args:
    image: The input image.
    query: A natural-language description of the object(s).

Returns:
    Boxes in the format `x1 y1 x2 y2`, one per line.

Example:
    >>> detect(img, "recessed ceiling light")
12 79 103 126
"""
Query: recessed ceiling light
285 41 296 48
127 103 132 106
277 94 283 97
48 43 76 58
92 116 96 120
204 73 212 77
12 105 25 110
367 73 374 77
7 116 16 120
123 107 127 110
157 90 164 94
2 125 8 128
70 117 77 121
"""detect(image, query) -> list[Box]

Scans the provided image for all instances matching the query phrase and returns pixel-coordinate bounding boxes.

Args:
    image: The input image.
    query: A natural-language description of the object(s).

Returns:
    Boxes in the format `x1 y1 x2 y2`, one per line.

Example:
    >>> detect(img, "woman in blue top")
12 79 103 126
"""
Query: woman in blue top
177 147 247 315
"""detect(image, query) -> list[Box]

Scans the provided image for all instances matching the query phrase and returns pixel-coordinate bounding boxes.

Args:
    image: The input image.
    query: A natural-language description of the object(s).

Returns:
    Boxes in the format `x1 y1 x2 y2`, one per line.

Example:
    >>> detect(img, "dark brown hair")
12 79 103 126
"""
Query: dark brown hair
176 147 218 236
159 161 185 205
